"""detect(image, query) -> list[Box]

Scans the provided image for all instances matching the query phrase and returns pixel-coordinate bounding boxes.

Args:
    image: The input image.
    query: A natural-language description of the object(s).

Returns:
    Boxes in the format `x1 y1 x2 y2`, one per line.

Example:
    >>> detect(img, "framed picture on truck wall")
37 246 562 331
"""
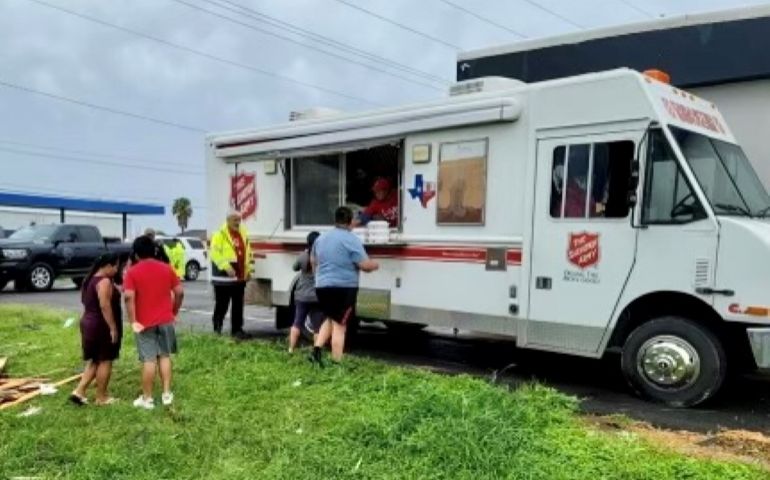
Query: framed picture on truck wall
437 138 488 225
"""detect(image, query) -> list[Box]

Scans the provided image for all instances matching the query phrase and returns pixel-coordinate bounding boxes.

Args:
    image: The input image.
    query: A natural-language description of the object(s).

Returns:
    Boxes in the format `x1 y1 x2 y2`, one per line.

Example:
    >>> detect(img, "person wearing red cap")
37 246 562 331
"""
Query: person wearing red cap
354 178 399 227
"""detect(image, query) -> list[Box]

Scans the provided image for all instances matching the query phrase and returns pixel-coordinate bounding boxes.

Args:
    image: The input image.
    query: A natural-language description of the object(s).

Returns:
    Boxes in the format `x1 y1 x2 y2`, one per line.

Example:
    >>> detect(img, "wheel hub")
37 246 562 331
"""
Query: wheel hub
31 268 51 288
637 335 700 389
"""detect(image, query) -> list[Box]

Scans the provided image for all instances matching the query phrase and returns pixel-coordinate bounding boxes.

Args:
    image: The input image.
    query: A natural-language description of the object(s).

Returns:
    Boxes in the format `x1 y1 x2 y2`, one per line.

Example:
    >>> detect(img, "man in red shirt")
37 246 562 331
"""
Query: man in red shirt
124 235 185 410
354 178 399 228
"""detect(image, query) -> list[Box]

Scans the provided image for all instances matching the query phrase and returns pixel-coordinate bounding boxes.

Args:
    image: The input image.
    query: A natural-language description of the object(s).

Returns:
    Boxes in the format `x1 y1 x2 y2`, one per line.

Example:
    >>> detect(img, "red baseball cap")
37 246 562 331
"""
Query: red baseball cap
372 178 390 191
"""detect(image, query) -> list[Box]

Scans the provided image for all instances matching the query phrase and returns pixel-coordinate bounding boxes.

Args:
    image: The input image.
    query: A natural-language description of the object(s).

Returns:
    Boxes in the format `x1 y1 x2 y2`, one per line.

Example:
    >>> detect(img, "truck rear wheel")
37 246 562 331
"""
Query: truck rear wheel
621 316 726 407
28 263 54 292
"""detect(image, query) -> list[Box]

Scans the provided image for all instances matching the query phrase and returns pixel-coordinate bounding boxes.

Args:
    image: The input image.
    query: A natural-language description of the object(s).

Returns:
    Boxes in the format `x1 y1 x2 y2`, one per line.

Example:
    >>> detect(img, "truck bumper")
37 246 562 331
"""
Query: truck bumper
0 261 29 280
747 328 770 369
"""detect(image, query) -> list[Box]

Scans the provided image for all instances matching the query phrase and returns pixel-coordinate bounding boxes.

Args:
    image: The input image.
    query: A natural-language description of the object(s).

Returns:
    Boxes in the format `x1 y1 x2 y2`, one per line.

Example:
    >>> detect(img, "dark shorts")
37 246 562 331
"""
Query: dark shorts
135 323 177 362
292 301 325 333
316 287 358 326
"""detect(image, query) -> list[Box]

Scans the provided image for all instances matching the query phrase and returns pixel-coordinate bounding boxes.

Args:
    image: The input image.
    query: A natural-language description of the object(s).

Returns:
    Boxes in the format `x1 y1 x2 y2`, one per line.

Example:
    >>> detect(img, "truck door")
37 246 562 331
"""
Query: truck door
525 133 639 354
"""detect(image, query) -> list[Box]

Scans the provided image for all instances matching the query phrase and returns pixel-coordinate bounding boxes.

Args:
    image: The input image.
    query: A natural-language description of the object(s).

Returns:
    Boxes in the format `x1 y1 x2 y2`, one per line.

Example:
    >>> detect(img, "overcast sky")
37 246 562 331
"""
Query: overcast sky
1 0 767 233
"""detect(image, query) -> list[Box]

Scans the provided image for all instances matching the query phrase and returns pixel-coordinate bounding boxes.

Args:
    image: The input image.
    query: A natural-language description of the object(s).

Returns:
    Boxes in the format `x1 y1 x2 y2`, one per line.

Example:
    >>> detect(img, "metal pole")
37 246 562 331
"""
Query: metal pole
60 208 65 223
122 213 128 240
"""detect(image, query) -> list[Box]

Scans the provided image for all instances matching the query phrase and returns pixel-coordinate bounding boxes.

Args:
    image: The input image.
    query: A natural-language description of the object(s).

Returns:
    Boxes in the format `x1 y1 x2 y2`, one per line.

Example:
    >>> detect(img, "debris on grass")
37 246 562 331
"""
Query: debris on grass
292 379 302 387
587 415 770 470
17 406 42 417
62 317 75 328
0 374 81 410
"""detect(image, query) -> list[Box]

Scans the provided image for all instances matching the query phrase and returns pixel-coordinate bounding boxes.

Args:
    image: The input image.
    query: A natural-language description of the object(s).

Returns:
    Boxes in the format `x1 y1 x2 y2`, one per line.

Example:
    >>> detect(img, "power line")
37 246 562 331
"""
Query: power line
0 138 202 172
436 0 527 38
0 145 203 175
519 0 583 29
330 0 462 50
0 77 207 133
618 0 656 18
192 0 451 87
210 0 449 84
27 0 380 106
169 0 443 91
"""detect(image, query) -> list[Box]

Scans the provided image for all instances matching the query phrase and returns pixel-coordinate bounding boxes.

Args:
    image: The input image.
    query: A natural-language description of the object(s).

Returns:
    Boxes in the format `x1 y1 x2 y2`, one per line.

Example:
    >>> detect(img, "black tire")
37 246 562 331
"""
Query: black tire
27 263 55 292
185 261 200 281
72 277 85 290
621 316 726 407
384 321 427 333
0 278 8 292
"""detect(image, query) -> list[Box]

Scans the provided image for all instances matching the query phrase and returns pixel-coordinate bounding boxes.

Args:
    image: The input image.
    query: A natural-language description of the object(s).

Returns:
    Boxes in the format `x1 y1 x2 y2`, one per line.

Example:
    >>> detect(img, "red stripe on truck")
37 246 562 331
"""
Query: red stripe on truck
251 242 522 266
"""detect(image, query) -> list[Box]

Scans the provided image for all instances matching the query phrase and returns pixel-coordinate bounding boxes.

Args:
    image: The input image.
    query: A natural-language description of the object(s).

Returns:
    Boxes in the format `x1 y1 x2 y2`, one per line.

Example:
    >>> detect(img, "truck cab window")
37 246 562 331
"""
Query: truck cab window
550 141 633 219
642 130 706 224
77 227 101 243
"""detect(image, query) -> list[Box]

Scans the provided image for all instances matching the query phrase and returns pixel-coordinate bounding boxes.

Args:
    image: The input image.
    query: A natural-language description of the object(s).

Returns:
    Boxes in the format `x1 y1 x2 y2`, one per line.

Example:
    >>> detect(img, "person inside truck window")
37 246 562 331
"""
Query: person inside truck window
564 145 593 218
353 178 399 227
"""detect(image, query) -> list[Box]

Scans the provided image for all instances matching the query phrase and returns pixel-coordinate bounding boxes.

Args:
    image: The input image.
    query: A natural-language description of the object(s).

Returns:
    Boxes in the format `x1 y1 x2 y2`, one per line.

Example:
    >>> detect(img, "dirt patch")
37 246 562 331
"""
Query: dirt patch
586 415 770 470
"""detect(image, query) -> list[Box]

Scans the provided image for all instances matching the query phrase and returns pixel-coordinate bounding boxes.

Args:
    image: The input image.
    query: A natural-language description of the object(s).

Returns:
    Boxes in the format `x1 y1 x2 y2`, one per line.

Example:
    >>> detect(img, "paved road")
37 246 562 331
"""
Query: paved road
3 280 770 434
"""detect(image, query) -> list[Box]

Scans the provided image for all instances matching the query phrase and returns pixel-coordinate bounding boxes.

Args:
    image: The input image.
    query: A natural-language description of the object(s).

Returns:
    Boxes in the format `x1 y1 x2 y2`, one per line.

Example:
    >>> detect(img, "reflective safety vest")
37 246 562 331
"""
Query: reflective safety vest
164 243 186 279
210 223 253 283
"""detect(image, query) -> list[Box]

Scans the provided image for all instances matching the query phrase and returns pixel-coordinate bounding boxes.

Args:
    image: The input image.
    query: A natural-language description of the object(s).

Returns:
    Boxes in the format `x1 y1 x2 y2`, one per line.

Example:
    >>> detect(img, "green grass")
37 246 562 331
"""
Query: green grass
0 304 765 480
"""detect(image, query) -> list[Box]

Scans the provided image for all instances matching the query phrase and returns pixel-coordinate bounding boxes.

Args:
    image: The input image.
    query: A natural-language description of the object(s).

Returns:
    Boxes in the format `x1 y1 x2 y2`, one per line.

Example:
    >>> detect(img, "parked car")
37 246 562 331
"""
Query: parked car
0 226 5 240
157 236 208 281
0 224 132 292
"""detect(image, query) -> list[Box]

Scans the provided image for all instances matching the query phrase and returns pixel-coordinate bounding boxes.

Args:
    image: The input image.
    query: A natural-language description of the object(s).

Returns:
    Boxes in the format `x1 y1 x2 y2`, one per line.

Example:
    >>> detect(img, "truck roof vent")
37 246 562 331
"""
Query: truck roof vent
449 76 526 96
289 107 342 121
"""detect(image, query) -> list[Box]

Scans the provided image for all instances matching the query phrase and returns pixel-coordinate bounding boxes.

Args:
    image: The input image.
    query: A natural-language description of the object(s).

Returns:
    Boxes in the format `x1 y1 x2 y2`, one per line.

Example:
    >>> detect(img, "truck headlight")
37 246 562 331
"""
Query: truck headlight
2 249 28 260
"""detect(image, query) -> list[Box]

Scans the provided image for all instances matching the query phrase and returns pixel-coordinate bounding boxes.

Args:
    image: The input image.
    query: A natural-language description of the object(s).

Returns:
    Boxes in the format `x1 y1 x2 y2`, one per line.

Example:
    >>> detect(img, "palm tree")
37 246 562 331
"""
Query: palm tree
172 197 193 233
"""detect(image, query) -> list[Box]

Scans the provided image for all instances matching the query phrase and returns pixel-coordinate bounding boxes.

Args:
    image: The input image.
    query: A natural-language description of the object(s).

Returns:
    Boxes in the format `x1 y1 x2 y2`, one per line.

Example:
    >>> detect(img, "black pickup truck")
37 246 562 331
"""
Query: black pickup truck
0 224 131 292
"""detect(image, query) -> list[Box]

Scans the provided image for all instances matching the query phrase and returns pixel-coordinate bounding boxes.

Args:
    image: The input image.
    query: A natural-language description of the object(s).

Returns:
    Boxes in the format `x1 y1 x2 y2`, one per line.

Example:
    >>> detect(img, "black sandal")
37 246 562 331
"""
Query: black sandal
69 392 88 406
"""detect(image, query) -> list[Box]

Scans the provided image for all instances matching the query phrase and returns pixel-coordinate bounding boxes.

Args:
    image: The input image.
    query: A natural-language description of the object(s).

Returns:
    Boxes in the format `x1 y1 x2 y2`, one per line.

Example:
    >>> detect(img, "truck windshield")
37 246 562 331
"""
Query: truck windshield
8 225 58 242
670 126 770 217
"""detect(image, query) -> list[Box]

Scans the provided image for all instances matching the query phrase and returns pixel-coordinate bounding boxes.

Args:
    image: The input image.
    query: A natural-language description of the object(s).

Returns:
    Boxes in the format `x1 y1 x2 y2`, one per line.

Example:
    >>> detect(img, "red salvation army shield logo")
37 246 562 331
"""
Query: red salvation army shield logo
567 232 600 269
230 173 258 220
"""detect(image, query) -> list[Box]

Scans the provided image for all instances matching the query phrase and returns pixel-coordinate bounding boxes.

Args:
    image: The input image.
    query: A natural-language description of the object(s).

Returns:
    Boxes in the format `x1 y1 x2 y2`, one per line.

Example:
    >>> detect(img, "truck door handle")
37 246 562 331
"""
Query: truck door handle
695 287 734 297
536 277 552 290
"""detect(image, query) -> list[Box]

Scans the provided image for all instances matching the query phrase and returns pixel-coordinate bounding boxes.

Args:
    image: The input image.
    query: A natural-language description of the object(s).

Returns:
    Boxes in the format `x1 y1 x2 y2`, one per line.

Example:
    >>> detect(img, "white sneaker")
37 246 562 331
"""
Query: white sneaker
133 396 155 410
161 392 174 406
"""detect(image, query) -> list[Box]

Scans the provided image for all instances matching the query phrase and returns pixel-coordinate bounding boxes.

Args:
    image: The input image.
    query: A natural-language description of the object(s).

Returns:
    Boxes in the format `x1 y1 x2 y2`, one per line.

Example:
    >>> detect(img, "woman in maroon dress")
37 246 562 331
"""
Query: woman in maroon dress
70 253 122 406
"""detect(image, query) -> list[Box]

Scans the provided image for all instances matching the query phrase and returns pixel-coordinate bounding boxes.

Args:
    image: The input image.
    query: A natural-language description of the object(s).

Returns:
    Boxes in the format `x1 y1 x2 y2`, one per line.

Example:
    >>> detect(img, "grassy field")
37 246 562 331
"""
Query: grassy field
0 304 766 480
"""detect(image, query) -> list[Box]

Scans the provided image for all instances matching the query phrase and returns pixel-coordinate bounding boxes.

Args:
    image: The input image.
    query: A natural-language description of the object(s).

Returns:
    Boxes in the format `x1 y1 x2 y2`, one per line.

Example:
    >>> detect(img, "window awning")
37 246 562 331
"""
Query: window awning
213 97 521 160
226 136 403 163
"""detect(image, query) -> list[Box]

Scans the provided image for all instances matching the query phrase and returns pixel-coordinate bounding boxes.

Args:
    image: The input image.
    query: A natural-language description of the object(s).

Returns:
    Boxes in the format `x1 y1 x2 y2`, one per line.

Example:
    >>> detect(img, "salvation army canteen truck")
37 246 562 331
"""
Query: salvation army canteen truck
207 68 770 407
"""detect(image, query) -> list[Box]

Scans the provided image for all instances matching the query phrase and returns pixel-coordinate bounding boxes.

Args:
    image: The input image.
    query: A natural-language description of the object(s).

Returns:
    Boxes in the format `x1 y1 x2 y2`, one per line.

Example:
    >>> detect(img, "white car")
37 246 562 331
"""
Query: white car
157 236 208 281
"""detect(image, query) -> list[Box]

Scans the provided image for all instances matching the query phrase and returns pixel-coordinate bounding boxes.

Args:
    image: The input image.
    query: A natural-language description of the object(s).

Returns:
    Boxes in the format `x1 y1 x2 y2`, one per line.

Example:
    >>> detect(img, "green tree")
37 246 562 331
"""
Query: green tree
172 197 193 233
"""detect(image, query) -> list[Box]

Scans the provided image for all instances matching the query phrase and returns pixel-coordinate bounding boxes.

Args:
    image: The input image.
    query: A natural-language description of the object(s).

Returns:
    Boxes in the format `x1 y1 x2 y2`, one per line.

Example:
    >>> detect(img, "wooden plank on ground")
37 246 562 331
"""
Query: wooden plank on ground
0 374 81 410
0 379 32 392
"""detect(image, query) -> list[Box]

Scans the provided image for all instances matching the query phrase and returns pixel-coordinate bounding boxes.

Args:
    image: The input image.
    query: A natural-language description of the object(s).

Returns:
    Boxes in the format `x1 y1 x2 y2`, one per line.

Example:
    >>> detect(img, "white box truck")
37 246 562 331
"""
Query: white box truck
206 68 770 406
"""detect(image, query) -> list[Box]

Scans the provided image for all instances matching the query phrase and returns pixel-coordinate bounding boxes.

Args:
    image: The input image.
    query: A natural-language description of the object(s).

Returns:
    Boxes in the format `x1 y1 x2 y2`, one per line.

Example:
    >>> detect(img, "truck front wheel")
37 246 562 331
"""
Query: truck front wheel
621 316 726 407
28 263 55 292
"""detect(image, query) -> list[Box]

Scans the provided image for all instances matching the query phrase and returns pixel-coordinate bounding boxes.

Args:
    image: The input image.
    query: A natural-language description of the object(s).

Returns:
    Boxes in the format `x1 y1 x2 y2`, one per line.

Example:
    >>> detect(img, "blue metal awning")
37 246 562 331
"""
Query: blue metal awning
0 191 164 215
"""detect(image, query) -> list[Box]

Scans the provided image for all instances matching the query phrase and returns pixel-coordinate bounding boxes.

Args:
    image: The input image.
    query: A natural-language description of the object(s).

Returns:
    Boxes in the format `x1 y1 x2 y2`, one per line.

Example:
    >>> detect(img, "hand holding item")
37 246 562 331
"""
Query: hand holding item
131 322 144 334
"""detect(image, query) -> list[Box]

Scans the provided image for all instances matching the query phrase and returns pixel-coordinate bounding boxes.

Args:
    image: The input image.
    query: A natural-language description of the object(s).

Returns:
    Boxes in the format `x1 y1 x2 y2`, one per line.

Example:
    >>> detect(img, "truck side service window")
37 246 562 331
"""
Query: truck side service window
291 144 400 227
292 155 341 226
550 141 634 219
642 130 706 224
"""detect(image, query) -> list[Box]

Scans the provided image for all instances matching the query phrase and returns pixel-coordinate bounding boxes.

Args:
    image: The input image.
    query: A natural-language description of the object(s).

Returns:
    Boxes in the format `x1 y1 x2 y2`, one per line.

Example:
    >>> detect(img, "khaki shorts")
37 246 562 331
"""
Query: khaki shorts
135 323 177 362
